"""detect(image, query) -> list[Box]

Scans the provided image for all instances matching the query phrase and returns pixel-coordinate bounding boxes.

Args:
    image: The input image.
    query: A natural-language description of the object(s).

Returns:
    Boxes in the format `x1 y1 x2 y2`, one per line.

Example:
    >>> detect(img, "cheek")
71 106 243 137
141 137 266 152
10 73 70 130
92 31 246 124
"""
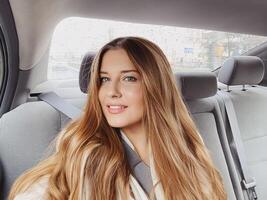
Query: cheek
98 89 105 107
124 86 144 107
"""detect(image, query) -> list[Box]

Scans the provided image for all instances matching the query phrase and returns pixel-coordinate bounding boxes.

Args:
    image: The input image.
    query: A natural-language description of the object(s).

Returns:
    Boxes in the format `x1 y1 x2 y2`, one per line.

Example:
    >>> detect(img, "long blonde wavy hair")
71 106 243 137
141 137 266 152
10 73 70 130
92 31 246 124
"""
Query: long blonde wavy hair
9 36 227 200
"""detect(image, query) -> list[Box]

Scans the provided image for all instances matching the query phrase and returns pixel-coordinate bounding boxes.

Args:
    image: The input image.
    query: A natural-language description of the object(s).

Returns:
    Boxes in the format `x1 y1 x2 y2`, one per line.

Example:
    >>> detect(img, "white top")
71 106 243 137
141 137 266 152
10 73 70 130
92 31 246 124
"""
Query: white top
14 129 165 200
14 176 49 200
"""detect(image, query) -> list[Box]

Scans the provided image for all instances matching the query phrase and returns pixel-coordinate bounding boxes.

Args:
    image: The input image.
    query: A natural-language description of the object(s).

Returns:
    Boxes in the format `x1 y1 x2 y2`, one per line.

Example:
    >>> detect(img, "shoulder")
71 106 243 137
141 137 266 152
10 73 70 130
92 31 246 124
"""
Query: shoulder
13 176 49 200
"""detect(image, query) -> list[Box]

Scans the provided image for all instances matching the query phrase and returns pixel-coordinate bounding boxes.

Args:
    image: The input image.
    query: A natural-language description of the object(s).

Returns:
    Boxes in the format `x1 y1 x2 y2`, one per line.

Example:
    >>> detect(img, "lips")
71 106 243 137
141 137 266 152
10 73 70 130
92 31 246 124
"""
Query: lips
107 105 128 114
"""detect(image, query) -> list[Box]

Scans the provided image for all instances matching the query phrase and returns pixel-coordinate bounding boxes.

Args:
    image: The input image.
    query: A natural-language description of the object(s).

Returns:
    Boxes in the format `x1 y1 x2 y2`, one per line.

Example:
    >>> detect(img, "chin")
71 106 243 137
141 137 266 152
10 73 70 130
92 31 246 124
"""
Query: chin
106 118 129 128
107 117 142 130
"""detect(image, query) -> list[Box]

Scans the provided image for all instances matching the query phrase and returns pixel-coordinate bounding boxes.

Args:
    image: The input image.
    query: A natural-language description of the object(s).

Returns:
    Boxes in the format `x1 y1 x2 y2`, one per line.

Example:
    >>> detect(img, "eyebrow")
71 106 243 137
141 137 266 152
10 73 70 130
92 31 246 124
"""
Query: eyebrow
99 70 138 74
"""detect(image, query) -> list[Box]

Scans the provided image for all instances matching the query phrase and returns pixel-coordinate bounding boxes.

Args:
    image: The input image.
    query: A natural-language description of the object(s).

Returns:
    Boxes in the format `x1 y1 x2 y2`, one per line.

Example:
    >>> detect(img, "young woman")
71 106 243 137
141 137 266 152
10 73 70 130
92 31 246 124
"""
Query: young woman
9 37 227 200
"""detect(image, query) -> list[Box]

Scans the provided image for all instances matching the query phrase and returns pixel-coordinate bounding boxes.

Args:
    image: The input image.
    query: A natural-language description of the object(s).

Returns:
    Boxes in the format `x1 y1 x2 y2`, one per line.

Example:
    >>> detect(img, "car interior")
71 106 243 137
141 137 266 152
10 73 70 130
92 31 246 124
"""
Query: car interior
0 0 267 199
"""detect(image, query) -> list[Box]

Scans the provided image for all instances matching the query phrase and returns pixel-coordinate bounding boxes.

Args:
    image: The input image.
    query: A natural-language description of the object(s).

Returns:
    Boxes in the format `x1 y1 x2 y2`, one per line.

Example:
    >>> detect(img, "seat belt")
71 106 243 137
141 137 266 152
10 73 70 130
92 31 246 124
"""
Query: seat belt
217 90 257 200
38 92 82 119
37 91 153 195
121 138 153 195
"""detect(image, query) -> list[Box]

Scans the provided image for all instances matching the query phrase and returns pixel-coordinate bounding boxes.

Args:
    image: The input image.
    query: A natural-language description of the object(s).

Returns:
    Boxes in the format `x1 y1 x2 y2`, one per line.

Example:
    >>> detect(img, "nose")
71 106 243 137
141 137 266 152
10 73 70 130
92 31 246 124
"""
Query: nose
107 80 122 98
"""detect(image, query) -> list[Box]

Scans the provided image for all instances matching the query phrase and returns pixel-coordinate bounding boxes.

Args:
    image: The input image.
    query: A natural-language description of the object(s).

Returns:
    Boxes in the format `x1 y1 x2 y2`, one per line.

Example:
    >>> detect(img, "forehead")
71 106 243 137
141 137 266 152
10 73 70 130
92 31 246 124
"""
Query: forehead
100 49 136 72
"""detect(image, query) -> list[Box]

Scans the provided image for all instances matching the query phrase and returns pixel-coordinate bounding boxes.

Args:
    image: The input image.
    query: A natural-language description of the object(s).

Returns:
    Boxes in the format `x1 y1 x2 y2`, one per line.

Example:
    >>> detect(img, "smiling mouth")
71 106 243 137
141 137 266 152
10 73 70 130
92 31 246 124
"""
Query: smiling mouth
107 105 128 114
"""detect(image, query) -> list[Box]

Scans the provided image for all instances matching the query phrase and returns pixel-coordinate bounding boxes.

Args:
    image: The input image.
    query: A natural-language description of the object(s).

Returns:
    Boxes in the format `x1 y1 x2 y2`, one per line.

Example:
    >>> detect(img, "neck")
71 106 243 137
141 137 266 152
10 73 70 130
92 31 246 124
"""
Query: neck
122 123 150 166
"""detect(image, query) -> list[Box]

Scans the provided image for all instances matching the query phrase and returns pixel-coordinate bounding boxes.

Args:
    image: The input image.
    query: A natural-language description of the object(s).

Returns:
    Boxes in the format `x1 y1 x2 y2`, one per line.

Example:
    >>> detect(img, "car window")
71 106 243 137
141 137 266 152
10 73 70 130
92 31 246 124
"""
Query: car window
48 17 267 80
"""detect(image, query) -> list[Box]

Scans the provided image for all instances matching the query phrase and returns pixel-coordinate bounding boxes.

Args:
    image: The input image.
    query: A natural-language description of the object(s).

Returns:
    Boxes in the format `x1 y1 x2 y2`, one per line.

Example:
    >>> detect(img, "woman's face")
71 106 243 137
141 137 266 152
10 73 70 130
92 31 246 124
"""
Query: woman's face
98 49 144 130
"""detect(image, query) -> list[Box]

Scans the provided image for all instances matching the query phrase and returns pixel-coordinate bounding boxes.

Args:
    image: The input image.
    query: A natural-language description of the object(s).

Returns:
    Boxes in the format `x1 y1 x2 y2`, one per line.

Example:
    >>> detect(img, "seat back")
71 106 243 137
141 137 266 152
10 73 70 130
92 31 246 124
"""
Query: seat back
176 71 239 200
0 102 64 199
217 56 267 199
0 53 95 200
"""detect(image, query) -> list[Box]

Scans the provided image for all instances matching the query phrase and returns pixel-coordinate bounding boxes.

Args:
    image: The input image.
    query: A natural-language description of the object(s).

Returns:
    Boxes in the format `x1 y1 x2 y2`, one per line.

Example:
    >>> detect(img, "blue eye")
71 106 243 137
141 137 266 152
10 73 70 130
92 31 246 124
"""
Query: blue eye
124 76 137 82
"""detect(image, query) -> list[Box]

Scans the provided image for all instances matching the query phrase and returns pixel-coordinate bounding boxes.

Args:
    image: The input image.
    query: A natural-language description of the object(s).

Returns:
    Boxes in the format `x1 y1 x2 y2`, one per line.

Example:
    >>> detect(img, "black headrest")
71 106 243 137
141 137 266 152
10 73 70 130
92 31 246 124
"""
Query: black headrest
218 56 265 85
175 71 217 100
79 52 95 93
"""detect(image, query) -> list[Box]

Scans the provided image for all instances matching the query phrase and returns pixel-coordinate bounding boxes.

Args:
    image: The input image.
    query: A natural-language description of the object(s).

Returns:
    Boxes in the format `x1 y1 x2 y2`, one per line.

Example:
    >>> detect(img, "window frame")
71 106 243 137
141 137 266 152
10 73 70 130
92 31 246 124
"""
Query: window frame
0 26 8 106
0 0 20 117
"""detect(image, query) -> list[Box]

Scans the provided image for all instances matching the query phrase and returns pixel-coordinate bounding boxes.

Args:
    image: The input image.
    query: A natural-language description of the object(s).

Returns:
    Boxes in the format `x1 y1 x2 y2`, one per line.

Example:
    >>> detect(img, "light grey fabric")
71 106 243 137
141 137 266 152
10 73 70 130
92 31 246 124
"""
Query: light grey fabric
121 137 153 195
0 53 89 199
218 56 265 86
176 72 239 199
217 90 257 200
186 98 239 200
217 84 267 199
0 102 71 199
175 71 217 100
38 92 82 119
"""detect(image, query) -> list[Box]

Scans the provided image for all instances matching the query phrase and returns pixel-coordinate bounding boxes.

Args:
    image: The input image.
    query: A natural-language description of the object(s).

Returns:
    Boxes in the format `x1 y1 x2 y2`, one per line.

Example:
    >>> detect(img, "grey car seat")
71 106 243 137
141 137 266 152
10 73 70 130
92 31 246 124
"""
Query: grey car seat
0 52 243 200
216 56 267 199
175 71 240 200
0 52 95 200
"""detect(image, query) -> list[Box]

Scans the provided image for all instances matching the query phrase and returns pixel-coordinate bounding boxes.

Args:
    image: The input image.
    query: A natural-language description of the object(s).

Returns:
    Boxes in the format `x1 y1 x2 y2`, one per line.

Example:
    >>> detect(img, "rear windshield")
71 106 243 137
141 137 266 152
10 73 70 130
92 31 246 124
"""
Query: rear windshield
48 17 267 80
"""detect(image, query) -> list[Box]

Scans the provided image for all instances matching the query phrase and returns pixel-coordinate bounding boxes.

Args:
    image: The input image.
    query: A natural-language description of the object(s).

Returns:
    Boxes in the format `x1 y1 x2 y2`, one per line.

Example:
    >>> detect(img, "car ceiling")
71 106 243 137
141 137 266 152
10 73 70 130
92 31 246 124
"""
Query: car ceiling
9 0 267 70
